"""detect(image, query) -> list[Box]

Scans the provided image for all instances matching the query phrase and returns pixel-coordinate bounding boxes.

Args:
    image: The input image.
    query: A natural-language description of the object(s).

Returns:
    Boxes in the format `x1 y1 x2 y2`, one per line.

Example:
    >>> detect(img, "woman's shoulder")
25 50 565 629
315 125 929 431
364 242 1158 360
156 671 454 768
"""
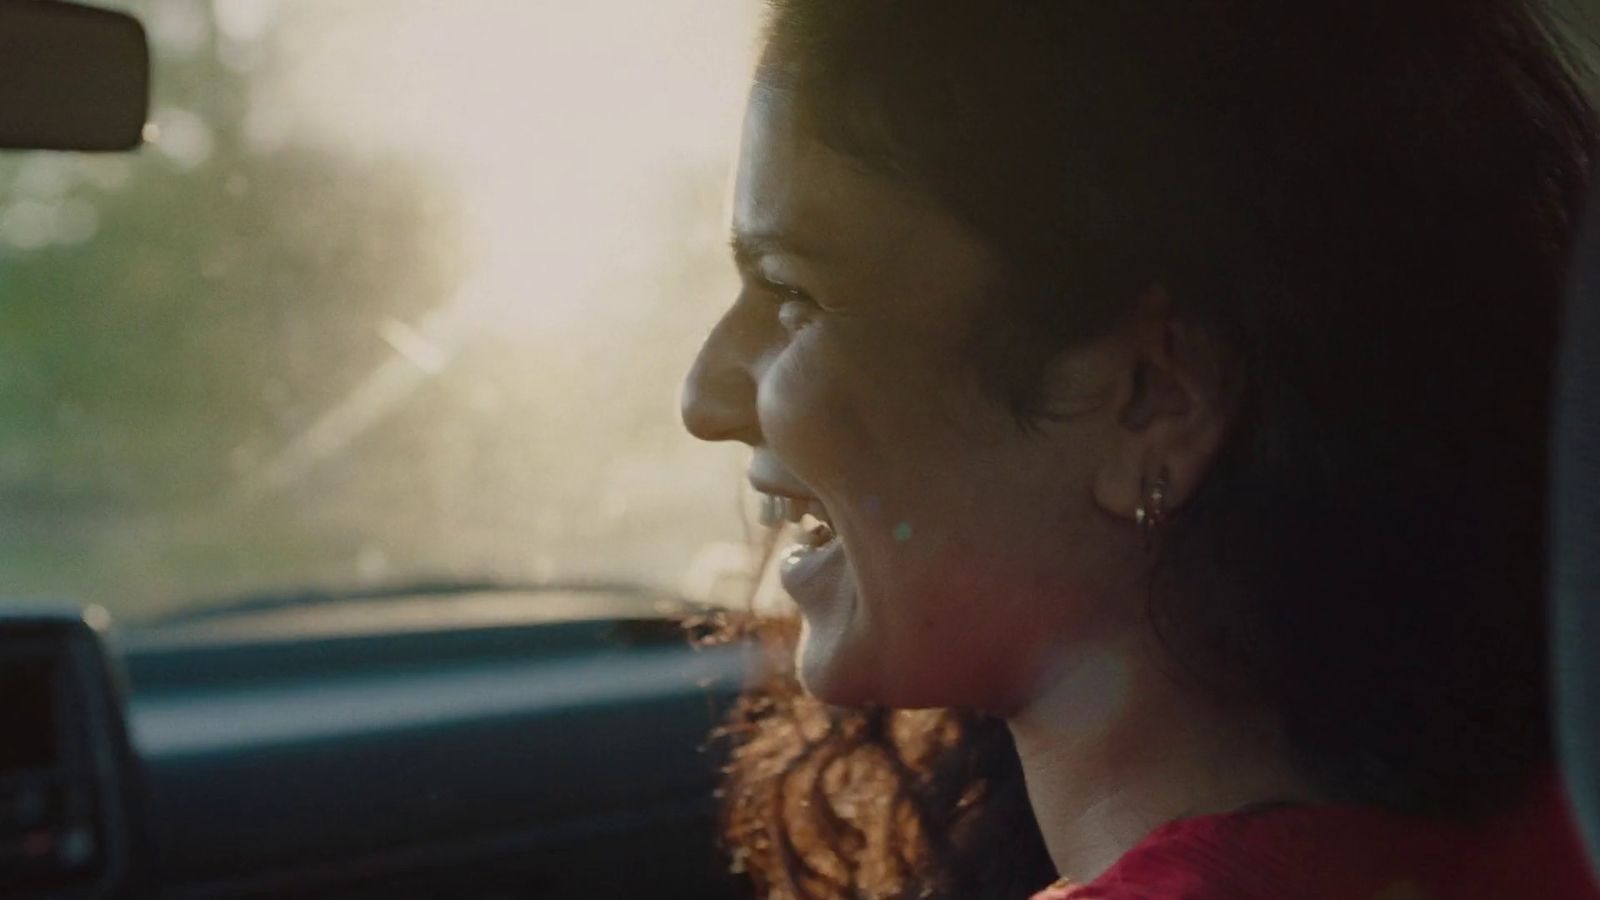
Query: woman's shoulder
1032 776 1600 900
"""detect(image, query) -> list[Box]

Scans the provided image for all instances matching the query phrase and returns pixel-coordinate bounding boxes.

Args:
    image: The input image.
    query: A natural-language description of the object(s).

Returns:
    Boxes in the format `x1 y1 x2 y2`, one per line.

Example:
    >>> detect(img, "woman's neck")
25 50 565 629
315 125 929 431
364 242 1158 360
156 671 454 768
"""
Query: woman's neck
1006 636 1318 883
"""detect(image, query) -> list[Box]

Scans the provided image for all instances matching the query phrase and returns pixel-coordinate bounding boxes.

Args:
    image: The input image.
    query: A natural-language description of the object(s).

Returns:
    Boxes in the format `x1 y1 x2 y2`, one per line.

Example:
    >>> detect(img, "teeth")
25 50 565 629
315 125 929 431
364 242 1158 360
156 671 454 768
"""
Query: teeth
759 493 802 527
759 493 782 527
758 492 836 531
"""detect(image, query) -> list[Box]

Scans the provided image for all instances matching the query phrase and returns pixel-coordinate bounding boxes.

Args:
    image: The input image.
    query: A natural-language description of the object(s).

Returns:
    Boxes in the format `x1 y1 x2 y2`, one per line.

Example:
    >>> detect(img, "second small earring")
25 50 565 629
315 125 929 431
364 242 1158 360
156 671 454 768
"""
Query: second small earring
1135 468 1170 550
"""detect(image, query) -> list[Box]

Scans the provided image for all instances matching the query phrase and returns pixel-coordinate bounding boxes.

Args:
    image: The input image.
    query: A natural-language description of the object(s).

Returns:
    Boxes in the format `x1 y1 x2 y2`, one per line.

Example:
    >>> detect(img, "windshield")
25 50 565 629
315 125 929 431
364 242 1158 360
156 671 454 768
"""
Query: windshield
0 0 761 620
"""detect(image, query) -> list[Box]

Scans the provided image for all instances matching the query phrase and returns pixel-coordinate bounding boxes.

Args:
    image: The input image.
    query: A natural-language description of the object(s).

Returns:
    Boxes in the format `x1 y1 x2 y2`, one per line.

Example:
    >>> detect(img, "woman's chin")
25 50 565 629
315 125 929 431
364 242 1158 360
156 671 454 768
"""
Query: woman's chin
794 618 876 707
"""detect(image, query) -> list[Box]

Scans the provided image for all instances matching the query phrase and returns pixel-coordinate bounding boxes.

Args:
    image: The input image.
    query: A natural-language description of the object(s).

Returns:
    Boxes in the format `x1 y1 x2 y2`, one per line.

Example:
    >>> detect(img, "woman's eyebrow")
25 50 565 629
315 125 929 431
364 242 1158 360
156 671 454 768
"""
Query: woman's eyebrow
729 229 826 268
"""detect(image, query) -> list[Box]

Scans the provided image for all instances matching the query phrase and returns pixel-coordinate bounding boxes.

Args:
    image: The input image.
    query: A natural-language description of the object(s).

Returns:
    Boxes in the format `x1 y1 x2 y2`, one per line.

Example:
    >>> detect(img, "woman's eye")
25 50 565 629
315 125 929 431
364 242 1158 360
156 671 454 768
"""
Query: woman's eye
755 275 816 307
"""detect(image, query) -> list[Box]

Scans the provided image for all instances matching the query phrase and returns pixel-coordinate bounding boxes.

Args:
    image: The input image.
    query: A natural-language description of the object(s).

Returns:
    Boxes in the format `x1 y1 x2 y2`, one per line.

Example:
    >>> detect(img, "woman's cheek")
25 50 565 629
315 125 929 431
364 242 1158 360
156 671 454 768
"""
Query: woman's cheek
756 346 863 486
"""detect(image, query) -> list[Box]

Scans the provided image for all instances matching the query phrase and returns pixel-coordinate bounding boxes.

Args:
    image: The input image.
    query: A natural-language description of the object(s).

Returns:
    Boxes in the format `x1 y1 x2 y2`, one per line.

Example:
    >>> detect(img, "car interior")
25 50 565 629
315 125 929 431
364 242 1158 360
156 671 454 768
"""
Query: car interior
1 1 1597 898
2 2 760 897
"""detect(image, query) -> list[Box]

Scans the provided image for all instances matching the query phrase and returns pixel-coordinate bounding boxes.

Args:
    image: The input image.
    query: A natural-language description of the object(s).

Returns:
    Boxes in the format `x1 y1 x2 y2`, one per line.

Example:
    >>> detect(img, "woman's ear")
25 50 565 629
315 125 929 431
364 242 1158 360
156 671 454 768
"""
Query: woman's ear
1091 286 1235 527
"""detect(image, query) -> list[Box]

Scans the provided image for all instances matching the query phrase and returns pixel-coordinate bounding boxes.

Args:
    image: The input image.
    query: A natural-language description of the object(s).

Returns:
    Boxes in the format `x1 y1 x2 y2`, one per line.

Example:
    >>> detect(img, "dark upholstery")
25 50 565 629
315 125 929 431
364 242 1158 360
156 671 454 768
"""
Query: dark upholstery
1556 171 1600 872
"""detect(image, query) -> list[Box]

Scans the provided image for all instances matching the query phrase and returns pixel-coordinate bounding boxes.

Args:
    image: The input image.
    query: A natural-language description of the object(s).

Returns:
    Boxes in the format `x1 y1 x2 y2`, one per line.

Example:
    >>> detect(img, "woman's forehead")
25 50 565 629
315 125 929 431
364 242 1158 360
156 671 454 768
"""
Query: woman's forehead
733 88 976 269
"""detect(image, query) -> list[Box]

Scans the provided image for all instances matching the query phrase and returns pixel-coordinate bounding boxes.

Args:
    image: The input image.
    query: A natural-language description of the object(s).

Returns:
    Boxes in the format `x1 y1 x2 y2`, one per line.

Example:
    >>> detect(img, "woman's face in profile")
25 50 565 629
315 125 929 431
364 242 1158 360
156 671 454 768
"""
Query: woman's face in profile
683 86 1137 712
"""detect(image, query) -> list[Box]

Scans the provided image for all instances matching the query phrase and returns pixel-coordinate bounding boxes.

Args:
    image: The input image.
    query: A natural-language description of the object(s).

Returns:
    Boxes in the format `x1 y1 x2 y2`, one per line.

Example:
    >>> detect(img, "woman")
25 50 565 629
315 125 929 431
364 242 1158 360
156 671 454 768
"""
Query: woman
681 2 1600 897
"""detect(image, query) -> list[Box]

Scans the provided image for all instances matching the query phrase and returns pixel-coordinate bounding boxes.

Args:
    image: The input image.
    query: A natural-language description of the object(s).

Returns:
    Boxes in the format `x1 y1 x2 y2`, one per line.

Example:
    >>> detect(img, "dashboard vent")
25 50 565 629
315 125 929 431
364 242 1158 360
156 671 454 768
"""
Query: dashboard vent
0 612 138 898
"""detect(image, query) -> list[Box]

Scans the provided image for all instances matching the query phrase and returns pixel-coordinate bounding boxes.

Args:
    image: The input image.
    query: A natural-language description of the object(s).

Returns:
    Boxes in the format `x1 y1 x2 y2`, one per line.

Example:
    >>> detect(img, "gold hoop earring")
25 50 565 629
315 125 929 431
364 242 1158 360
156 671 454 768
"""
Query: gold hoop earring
1136 468 1170 550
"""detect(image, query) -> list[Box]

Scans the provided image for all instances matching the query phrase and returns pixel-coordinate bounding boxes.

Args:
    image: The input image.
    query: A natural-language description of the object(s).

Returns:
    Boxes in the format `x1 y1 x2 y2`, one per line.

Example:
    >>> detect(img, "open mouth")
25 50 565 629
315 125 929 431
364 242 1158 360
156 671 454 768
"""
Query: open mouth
758 492 836 548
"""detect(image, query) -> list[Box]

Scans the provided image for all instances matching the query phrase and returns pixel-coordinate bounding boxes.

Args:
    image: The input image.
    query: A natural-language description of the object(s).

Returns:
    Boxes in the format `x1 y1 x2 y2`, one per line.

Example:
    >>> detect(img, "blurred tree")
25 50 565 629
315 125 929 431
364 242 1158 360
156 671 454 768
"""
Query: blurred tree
0 0 466 602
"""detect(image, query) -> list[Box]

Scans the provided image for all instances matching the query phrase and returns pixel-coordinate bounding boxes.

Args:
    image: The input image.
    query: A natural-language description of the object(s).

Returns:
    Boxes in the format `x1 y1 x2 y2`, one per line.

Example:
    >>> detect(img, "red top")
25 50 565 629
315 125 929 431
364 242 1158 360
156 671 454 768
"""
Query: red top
1032 776 1599 900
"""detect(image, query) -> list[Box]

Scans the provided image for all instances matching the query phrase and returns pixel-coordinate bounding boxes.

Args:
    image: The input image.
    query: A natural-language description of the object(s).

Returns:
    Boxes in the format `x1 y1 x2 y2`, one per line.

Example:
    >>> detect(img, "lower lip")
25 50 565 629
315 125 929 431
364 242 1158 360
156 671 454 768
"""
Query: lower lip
778 536 846 603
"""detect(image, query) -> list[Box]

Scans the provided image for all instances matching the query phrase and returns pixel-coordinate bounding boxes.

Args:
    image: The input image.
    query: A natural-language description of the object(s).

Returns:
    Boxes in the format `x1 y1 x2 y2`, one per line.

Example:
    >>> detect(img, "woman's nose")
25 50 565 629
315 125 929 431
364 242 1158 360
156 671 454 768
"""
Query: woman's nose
681 308 764 446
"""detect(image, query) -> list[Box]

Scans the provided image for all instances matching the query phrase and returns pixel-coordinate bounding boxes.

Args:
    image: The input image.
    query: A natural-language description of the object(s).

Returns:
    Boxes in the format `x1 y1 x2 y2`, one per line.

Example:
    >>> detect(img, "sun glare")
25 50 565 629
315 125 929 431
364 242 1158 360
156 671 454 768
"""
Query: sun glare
275 0 759 332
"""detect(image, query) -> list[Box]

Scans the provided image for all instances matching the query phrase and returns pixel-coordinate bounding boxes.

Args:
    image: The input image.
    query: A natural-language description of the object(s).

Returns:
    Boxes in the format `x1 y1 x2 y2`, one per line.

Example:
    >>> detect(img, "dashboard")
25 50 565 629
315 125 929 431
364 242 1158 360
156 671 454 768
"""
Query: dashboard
0 591 754 899
1 607 142 899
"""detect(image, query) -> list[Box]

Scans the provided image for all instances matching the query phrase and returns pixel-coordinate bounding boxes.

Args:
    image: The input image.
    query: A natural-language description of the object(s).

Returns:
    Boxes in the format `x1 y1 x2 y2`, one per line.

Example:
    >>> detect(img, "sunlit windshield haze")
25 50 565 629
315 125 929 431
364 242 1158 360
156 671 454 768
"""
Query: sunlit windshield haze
0 0 763 619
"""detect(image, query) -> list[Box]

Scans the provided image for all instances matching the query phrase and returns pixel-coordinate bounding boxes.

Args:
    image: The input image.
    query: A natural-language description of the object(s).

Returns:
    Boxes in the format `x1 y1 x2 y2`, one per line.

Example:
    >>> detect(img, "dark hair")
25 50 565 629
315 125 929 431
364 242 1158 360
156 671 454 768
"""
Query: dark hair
715 2 1598 897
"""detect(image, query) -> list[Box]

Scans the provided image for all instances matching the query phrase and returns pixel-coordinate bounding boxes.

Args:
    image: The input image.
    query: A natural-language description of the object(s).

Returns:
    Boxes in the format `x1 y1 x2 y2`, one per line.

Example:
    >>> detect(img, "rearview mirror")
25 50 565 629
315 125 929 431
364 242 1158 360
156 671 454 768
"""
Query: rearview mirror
0 0 149 151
